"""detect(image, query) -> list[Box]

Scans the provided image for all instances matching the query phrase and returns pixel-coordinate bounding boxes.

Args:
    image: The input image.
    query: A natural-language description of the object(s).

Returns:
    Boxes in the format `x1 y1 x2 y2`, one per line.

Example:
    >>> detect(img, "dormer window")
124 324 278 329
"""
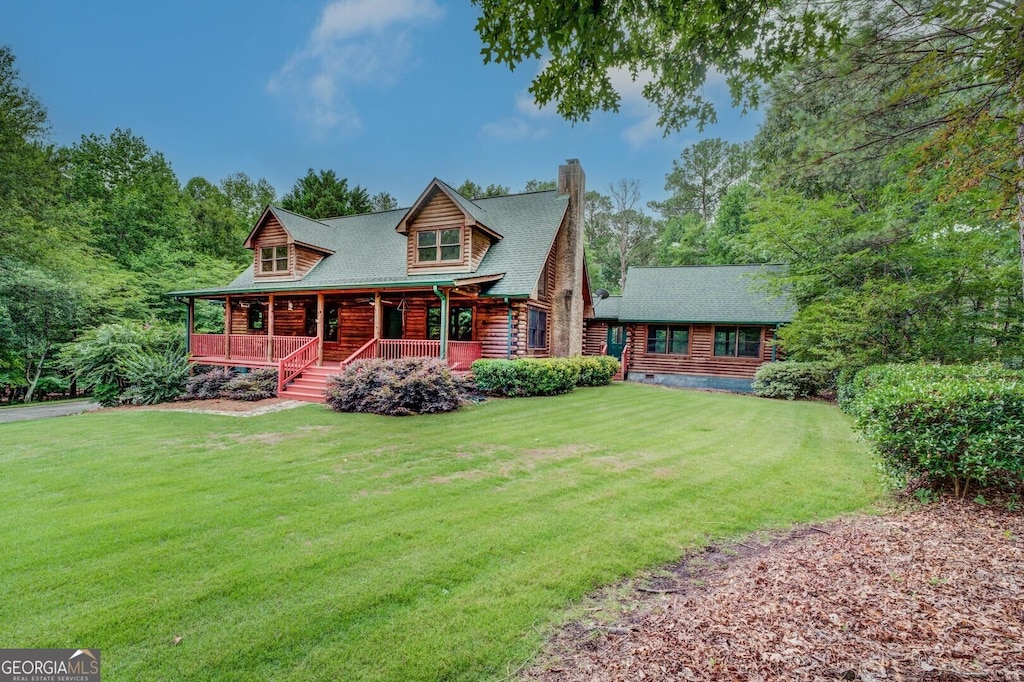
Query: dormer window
259 245 289 274
417 229 461 263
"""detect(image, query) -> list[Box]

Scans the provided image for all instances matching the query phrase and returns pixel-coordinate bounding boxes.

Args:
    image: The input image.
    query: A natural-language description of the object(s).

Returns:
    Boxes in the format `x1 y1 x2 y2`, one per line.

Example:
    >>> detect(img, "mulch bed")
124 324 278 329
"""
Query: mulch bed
522 501 1023 681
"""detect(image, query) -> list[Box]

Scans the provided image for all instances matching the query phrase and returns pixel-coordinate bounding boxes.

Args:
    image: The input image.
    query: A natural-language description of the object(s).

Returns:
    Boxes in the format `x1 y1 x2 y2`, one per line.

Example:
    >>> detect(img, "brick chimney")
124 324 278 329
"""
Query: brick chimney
551 159 585 356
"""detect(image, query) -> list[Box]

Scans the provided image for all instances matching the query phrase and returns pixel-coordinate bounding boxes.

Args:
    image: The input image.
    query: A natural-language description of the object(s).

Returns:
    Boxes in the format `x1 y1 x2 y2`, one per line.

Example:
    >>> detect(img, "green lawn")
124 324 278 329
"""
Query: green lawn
0 382 879 680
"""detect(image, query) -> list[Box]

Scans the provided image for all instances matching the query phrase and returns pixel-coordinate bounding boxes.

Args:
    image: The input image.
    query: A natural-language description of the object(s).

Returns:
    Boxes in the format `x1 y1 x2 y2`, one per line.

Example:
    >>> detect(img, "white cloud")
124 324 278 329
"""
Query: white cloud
267 0 444 136
480 117 547 141
606 67 666 148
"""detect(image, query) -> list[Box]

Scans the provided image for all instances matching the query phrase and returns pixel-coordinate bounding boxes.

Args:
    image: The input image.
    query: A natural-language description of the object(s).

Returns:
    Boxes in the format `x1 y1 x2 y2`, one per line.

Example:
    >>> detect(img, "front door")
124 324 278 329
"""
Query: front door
383 307 403 339
606 325 626 359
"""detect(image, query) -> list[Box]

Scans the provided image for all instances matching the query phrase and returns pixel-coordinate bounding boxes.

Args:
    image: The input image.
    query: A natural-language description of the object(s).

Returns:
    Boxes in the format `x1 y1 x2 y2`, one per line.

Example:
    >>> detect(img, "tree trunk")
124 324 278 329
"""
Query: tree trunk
1017 62 1024 300
23 348 47 403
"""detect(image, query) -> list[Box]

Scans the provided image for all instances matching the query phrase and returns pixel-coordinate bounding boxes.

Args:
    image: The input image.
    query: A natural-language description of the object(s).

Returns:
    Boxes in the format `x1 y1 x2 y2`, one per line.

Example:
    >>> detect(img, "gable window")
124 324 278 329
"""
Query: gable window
417 228 461 263
714 326 762 358
427 306 473 341
528 308 547 349
646 325 689 355
259 245 289 274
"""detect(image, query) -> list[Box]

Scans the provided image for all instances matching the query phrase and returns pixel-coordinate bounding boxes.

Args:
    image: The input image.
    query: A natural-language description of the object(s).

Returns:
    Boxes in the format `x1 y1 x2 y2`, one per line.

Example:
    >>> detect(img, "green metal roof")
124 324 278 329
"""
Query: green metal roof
615 265 794 324
170 188 568 298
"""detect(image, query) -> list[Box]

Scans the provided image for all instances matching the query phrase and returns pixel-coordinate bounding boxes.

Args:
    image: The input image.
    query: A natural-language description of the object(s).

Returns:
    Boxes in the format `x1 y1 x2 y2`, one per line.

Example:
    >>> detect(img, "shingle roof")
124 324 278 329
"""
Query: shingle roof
615 265 794 324
433 178 496 234
170 188 568 298
592 295 621 320
266 206 335 252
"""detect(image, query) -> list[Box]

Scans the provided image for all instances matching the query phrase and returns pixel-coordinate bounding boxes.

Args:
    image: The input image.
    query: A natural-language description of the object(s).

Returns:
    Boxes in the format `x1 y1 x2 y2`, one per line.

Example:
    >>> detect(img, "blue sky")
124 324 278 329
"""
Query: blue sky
4 0 761 208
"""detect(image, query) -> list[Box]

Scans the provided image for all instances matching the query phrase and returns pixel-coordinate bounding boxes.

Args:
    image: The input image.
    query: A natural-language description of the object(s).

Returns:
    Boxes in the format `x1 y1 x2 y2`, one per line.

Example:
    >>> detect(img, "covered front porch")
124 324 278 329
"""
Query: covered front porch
183 290 487 374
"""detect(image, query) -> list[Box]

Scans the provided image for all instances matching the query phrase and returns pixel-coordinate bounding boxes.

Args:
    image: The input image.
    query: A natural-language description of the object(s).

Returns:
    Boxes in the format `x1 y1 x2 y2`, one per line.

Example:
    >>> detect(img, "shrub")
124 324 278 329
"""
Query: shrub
183 367 236 400
221 368 278 401
324 358 461 416
839 363 1023 416
573 355 620 387
120 343 190 406
471 358 580 397
855 372 1024 498
60 321 183 405
752 362 832 400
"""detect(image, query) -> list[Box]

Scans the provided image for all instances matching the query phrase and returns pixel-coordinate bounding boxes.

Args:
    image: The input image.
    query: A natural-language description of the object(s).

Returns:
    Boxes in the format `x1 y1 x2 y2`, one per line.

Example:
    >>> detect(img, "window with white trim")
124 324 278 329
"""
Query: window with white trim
416 228 461 263
259 245 289 274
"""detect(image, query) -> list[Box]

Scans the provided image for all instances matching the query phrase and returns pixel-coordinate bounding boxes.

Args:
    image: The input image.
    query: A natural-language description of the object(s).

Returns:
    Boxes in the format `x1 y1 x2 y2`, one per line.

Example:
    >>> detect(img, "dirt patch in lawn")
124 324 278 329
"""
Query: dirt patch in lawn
521 501 1023 681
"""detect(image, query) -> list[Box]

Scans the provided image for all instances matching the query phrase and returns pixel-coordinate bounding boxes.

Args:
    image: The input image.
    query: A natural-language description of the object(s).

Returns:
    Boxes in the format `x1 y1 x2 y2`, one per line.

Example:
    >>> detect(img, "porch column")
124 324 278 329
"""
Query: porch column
267 294 275 362
316 293 325 366
186 298 194 354
224 296 231 360
434 286 449 361
373 292 382 339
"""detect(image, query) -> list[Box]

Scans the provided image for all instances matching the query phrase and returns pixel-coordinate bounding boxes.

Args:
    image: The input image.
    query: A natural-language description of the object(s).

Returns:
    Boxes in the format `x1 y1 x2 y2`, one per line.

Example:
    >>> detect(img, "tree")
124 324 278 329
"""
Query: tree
472 0 844 131
220 172 275 225
0 45 55 211
281 169 371 219
455 180 510 199
371 191 398 212
59 128 191 264
655 214 708 266
744 182 1022 366
523 178 556 192
705 182 761 265
600 180 658 290
654 139 753 223
473 0 1024 294
184 177 245 261
0 263 86 402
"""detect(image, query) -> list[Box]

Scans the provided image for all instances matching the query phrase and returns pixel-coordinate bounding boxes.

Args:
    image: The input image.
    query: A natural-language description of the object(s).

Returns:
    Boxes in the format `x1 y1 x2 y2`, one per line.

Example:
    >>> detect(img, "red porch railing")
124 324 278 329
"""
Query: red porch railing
343 338 379 366
277 337 319 395
189 334 317 365
447 341 483 369
340 339 483 369
191 334 226 358
229 334 268 361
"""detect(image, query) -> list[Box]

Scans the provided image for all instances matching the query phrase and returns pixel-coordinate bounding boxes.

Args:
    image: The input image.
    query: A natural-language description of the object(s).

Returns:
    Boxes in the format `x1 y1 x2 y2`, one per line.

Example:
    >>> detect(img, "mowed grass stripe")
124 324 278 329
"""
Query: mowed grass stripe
0 383 878 680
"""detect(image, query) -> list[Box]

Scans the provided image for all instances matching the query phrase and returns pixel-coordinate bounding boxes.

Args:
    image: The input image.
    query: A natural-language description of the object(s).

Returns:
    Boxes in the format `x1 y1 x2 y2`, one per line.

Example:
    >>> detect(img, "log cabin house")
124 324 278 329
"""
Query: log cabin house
584 265 794 392
170 160 590 401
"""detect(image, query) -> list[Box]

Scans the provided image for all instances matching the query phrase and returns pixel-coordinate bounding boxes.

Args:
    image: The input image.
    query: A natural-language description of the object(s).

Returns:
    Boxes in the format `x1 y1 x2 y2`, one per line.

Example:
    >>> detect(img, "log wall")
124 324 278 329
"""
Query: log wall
252 217 293 278
583 320 608 356
406 191 470 272
294 246 323 278
626 324 776 380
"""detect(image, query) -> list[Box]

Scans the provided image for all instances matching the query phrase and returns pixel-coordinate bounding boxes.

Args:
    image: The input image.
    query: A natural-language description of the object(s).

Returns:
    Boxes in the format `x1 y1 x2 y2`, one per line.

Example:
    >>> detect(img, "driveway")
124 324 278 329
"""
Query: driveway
0 400 100 424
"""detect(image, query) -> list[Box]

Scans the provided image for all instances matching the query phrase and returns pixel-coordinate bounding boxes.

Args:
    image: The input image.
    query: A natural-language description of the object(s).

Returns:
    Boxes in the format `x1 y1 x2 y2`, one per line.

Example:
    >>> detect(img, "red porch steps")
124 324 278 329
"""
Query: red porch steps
278 363 342 403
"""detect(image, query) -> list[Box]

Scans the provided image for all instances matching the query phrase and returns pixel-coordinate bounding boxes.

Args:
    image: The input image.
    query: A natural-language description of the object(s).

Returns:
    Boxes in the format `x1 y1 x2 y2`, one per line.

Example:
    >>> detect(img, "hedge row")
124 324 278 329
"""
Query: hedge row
847 364 1024 498
837 363 1022 416
471 355 619 397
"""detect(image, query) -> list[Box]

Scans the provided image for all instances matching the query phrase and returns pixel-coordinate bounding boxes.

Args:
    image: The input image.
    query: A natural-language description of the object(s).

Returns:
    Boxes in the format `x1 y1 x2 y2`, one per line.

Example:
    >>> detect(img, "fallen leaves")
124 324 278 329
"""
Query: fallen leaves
523 502 1024 681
